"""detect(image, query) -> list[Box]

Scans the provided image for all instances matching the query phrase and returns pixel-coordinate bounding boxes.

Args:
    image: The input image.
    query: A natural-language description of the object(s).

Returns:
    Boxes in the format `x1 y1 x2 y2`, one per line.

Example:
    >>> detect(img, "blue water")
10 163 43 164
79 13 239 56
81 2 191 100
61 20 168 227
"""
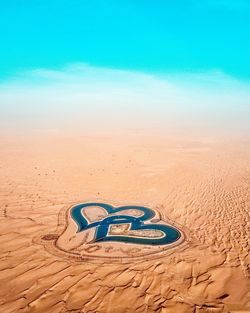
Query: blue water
70 202 181 246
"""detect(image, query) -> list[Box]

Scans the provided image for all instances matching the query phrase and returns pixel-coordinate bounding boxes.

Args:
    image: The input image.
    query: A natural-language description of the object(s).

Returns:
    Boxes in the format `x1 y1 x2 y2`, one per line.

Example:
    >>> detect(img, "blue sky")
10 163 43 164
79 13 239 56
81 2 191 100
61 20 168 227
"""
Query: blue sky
0 1 249 134
0 0 249 80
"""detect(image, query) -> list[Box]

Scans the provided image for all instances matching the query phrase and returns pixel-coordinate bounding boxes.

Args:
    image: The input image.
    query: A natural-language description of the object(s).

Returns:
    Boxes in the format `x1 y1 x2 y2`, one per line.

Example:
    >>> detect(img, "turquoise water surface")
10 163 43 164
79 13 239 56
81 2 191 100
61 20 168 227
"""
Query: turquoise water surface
70 202 181 246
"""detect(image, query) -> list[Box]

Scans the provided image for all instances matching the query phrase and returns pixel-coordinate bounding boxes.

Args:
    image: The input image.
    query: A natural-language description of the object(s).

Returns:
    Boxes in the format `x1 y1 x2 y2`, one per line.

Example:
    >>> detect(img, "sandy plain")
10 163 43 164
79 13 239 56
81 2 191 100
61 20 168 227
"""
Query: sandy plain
0 131 249 313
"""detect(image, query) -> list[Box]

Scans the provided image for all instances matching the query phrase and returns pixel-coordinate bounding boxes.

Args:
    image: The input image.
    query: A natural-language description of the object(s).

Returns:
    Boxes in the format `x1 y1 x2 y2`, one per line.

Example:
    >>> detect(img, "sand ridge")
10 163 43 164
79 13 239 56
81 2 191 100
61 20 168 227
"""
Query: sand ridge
0 133 249 312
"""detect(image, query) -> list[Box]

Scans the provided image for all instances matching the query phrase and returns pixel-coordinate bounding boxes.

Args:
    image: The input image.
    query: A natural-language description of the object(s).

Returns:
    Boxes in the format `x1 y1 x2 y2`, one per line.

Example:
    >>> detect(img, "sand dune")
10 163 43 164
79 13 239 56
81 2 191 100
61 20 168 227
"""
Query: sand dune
0 133 249 312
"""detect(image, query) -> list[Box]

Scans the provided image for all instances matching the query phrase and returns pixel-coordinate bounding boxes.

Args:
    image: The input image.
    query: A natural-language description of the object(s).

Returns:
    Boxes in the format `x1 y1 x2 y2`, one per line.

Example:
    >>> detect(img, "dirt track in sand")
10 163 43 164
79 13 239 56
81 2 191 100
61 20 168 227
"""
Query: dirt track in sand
0 133 249 312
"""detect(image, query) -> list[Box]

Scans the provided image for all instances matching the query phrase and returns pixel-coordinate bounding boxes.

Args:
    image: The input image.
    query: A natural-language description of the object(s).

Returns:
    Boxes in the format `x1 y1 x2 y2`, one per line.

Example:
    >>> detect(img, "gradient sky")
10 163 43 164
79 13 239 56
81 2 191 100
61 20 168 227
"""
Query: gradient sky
0 1 249 135
0 0 250 80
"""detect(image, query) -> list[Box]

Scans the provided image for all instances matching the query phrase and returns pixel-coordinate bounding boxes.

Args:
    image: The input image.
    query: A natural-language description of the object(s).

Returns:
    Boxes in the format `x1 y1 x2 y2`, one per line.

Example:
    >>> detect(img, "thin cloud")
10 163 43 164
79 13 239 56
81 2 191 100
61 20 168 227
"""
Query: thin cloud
0 64 249 134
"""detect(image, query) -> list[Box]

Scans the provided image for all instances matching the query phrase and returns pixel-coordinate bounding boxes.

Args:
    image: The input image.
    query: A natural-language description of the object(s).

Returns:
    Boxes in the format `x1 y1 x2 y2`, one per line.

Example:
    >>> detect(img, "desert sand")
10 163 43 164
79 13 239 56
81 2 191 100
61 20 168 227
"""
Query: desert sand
0 131 249 312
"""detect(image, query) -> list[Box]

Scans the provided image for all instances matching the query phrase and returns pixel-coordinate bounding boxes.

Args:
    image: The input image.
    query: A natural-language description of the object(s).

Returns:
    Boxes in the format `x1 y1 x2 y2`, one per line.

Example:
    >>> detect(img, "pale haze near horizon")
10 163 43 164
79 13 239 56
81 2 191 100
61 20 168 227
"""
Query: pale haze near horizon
0 64 249 137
